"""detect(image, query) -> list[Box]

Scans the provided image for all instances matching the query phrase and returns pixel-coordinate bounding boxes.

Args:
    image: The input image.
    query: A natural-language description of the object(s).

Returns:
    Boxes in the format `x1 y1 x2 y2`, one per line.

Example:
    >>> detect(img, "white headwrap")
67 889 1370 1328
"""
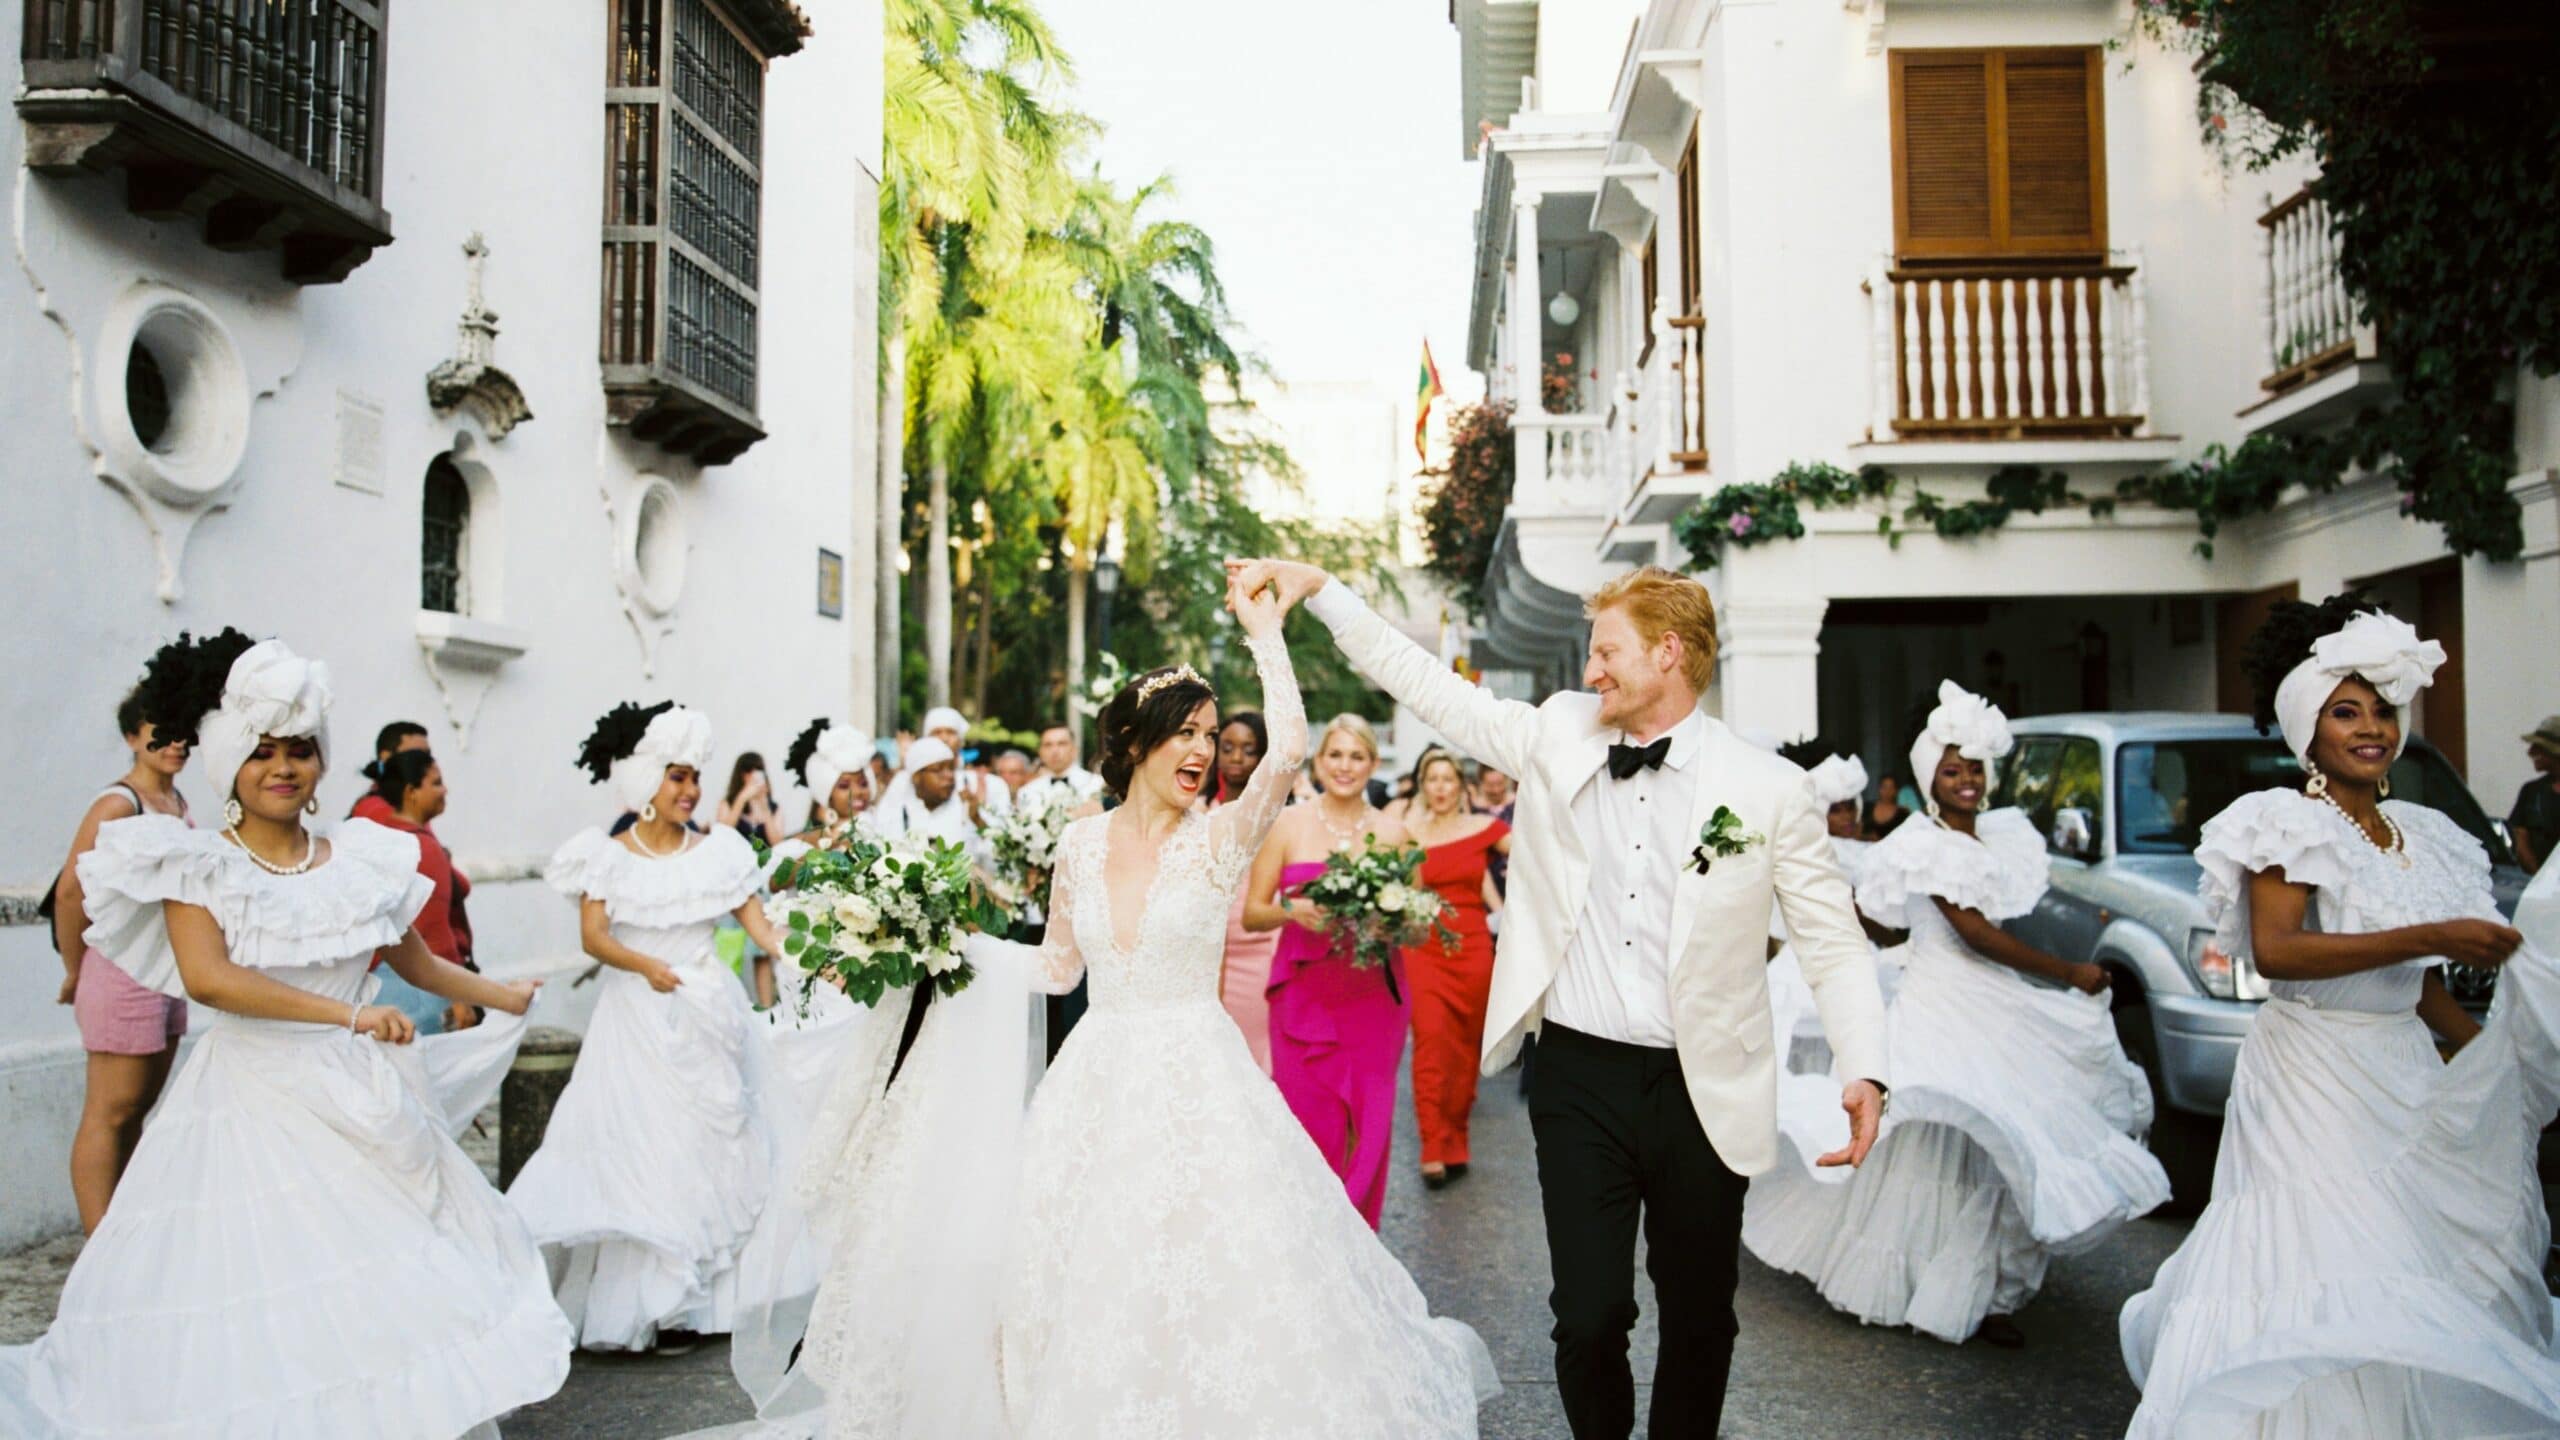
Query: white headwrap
2271 610 2444 766
903 736 957 773
921 706 968 740
607 705 715 811
1806 753 1871 809
196 639 334 809
1908 679 2014 795
803 722 876 801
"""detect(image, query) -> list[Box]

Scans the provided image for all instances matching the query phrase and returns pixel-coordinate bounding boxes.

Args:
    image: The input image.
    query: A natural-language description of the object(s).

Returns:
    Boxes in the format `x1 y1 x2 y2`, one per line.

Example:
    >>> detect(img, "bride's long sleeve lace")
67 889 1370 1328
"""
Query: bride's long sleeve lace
1207 625 1310 891
967 865 1087 996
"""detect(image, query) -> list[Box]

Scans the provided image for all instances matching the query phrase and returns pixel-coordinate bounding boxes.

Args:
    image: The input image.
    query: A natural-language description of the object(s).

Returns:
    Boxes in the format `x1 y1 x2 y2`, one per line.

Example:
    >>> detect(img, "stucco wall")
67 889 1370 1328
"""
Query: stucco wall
0 0 884 1246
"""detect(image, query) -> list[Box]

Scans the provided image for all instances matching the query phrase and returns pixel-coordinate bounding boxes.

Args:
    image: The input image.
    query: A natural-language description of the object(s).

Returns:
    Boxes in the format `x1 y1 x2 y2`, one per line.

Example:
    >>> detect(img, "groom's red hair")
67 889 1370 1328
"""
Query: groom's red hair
1586 567 1719 692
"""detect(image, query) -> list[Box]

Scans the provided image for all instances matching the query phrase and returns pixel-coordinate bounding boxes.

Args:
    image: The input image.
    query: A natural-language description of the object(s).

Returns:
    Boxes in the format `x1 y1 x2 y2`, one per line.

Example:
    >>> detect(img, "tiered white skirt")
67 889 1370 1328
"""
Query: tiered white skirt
0 1017 571 1439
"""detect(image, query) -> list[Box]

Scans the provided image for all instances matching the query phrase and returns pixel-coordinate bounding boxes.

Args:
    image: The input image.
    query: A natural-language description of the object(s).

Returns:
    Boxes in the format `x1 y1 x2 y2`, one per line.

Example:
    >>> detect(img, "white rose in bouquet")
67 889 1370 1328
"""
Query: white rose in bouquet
922 939 965 976
1376 882 1413 915
831 893 881 936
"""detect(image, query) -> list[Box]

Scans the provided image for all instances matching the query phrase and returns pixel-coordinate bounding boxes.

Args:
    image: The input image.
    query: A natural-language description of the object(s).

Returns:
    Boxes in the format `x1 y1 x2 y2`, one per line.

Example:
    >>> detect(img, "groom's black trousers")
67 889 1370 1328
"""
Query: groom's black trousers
1529 1022 1746 1440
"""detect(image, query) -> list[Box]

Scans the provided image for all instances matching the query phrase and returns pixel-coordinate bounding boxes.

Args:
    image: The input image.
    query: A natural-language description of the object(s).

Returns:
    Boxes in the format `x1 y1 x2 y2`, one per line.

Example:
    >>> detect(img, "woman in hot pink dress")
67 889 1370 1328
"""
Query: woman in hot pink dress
1213 711 1281 1071
1245 713 1410 1227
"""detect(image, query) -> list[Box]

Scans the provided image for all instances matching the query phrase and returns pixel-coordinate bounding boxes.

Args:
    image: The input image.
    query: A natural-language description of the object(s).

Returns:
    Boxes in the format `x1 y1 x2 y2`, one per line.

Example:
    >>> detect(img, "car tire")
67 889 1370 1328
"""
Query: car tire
2113 992 2218 1215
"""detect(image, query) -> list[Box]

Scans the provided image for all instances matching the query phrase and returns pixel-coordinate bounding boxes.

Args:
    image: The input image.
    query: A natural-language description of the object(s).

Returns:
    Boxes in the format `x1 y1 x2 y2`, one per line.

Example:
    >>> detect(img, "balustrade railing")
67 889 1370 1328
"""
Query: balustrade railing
1667 313 1707 468
1513 412 1611 513
1866 253 2150 439
2259 187 2370 392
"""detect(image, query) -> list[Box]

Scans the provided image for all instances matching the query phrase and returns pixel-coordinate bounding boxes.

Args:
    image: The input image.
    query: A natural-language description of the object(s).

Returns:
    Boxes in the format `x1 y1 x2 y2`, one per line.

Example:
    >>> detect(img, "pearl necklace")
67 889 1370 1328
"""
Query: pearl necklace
628 822 688 858
2317 787 2410 868
225 826 315 876
1316 797 1369 851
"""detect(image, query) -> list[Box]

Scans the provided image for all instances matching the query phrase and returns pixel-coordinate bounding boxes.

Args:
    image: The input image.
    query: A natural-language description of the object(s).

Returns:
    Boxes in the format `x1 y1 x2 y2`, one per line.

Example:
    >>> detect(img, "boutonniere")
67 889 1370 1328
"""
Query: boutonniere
1688 805 1764 876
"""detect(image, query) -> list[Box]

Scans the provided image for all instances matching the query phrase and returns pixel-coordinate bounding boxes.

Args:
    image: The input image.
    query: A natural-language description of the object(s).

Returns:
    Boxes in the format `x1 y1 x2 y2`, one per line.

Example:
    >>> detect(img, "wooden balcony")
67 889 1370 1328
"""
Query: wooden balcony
2258 186 2380 393
1866 255 2151 441
18 0 393 284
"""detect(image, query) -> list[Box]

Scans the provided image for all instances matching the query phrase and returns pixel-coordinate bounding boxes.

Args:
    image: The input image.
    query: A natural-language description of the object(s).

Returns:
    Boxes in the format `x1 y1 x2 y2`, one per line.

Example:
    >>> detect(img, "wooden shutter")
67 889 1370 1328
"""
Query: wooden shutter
1675 123 1701 317
1892 47 2104 260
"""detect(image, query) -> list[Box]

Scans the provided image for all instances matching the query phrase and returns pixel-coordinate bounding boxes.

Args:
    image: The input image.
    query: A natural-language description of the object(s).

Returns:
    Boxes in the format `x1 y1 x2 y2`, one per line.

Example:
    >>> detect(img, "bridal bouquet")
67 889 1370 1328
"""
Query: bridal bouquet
986 799 1070 911
766 832 1007 1008
1300 835 1457 989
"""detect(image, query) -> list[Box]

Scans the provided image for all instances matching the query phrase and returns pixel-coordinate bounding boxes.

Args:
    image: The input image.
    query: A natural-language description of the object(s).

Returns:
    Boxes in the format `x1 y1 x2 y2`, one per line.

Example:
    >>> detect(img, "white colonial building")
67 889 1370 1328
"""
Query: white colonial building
1451 0 2558 800
0 0 887 1244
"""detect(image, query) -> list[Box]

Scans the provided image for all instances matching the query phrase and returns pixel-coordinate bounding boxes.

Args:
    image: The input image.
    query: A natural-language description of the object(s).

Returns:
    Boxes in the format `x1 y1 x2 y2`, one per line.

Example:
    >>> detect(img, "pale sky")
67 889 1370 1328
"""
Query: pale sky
1035 0 1486 408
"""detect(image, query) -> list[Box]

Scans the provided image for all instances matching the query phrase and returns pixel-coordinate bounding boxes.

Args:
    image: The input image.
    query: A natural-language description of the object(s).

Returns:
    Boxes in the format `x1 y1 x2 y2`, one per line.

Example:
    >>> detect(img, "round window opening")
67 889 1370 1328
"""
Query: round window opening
126 340 173 453
632 484 687 615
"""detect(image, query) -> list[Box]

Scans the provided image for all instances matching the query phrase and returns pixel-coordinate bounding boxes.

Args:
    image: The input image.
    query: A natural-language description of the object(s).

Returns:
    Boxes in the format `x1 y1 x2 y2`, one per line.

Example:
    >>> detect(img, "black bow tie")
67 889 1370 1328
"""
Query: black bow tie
1606 737 1671 781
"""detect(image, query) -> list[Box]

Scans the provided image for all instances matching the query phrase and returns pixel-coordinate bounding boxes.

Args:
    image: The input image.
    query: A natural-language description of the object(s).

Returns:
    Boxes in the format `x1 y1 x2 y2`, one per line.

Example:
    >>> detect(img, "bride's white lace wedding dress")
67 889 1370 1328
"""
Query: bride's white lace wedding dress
704 627 1494 1440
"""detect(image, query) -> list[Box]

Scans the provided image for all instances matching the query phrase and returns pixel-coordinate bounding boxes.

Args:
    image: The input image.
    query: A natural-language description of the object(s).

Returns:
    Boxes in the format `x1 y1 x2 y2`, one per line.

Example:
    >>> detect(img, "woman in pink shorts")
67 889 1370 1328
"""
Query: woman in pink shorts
49 682 193 1233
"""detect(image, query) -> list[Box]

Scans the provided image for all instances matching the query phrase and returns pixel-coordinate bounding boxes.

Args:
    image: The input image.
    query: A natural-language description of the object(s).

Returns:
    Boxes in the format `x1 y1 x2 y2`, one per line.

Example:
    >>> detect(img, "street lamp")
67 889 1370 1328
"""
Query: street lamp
1094 551 1121 661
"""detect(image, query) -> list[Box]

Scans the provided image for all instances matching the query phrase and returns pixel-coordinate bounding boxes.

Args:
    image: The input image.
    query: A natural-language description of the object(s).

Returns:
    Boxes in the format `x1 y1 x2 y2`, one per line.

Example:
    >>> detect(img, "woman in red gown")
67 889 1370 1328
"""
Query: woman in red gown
1399 751 1510 1189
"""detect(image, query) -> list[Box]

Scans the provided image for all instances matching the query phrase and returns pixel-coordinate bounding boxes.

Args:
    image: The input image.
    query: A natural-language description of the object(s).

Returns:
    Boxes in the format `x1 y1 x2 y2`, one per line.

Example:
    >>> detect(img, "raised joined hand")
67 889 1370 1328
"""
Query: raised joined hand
1224 557 1330 620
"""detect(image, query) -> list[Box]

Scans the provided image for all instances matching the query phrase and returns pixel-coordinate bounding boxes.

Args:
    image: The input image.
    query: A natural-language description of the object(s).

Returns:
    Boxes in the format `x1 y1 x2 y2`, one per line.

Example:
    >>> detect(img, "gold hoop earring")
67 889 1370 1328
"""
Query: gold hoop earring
1924 796 1942 820
2304 764 2329 798
641 802 658 824
223 798 244 827
304 795 320 815
821 805 839 826
2377 773 2391 799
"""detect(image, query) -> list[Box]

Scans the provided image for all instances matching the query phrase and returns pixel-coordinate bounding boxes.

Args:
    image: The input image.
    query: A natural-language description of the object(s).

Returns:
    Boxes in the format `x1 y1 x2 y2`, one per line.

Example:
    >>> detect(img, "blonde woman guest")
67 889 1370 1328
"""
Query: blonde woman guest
1401 750 1512 1188
1245 712 1412 1227
1213 710 1281 1071
48 677 193 1234
0 631 562 1438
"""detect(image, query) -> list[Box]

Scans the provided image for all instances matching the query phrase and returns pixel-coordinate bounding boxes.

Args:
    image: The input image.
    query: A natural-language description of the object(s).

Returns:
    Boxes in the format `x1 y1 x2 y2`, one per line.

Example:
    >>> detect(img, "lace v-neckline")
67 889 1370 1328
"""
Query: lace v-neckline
1097 809 1201 957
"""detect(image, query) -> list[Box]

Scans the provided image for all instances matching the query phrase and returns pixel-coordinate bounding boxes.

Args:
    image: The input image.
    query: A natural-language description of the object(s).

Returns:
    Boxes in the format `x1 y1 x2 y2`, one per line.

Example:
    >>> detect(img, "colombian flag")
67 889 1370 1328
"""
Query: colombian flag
1415 341 1445 462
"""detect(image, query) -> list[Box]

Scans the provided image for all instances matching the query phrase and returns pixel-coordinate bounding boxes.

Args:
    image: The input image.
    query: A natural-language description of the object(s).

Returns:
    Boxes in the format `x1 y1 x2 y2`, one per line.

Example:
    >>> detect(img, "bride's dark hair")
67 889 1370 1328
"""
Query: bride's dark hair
1097 667 1218 799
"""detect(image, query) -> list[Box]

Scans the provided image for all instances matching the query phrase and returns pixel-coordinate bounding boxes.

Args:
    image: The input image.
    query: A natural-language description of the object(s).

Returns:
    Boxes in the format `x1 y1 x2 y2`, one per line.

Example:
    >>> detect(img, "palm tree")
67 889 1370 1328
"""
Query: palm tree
881 0 1075 709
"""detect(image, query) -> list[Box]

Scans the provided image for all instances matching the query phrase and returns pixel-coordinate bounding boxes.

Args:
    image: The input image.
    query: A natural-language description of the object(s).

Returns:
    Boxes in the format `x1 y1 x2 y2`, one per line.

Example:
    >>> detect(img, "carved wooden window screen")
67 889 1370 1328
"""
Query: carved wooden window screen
602 0 763 413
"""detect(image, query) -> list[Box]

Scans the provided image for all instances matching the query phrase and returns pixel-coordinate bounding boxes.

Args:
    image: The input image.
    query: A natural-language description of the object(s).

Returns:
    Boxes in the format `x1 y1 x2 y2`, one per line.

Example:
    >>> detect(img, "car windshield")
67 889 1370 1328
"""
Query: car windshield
2116 738 2516 865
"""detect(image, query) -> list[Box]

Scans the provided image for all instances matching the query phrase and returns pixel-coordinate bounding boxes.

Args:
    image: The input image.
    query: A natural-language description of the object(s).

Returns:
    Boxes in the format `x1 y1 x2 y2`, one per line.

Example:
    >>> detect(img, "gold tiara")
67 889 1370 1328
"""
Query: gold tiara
1136 664 1211 705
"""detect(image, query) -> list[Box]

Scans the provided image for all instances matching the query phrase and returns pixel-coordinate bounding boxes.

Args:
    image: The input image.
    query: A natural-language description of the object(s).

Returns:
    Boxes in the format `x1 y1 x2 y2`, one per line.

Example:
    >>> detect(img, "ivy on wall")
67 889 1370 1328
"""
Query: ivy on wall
1673 434 2360 571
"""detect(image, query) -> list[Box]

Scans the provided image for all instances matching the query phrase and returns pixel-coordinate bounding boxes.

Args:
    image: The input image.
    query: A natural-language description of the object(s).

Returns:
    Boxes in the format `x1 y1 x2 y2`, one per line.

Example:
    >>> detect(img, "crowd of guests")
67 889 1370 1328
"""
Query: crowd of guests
15 597 2560 1440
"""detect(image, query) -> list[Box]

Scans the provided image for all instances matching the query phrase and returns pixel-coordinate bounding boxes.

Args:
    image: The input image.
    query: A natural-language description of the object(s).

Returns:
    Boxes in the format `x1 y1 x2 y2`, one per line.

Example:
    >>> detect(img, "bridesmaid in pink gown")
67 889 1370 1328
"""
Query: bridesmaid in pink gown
1245 713 1410 1228
1212 711 1280 1072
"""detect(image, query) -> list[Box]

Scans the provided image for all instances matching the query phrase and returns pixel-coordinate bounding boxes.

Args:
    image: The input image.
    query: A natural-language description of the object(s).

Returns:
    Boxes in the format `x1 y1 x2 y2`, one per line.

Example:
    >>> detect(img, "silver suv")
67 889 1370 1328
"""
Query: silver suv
1997 713 2527 1207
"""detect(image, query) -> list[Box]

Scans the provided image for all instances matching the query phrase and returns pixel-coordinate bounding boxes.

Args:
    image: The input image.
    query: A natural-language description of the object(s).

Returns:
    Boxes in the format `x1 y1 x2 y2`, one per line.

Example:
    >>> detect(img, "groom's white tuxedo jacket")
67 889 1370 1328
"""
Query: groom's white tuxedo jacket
1309 584 1888 1176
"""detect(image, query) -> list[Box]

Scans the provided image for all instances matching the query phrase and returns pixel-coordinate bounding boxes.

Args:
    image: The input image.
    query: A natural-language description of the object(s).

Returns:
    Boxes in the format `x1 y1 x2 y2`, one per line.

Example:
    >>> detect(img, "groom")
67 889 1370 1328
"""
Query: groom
1230 558 1888 1439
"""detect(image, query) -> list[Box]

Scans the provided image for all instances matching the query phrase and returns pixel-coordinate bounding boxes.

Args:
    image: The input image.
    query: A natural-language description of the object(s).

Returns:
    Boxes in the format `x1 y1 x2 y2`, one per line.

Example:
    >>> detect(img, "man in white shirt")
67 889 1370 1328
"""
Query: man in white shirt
1232 555 1887 1440
870 738 992 864
1014 723 1104 815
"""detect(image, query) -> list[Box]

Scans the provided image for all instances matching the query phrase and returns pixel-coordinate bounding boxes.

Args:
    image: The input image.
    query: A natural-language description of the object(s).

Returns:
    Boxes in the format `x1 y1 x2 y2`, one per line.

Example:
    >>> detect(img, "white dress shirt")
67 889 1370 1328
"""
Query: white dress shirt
875 790 992 865
1543 709 1707 1049
1015 766 1103 815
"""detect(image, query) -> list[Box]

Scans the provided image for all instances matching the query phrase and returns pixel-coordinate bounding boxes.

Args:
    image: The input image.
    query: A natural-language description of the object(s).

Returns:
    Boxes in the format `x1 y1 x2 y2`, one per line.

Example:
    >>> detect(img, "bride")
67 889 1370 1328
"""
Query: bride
710 572 1495 1439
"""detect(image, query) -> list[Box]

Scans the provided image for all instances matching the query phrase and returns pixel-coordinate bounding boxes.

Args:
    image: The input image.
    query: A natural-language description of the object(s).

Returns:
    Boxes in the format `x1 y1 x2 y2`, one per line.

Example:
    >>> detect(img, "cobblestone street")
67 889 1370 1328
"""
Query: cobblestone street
3 1065 2185 1438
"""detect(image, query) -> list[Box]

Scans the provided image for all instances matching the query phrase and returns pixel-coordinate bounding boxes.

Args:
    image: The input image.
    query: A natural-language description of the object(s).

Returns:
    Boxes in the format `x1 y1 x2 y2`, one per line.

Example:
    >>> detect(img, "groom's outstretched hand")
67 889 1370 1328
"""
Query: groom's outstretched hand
1224 558 1330 617
1818 1079 1885 1168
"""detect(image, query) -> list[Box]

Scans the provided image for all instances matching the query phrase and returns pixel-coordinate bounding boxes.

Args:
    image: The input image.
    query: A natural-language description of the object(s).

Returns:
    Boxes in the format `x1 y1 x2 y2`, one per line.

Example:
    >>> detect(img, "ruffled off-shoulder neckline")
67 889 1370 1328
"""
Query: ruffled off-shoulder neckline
1856 807 2048 925
74 815 434 998
546 825 762 928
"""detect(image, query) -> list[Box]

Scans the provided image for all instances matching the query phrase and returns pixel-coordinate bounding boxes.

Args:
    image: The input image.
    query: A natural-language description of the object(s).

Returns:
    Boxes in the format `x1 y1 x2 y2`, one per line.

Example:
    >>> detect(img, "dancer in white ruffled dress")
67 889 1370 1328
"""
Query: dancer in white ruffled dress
508 701 828 1352
698 573 1493 1440
0 632 565 1440
1746 681 2168 1346
2121 597 2560 1437
1763 747 1901 1072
